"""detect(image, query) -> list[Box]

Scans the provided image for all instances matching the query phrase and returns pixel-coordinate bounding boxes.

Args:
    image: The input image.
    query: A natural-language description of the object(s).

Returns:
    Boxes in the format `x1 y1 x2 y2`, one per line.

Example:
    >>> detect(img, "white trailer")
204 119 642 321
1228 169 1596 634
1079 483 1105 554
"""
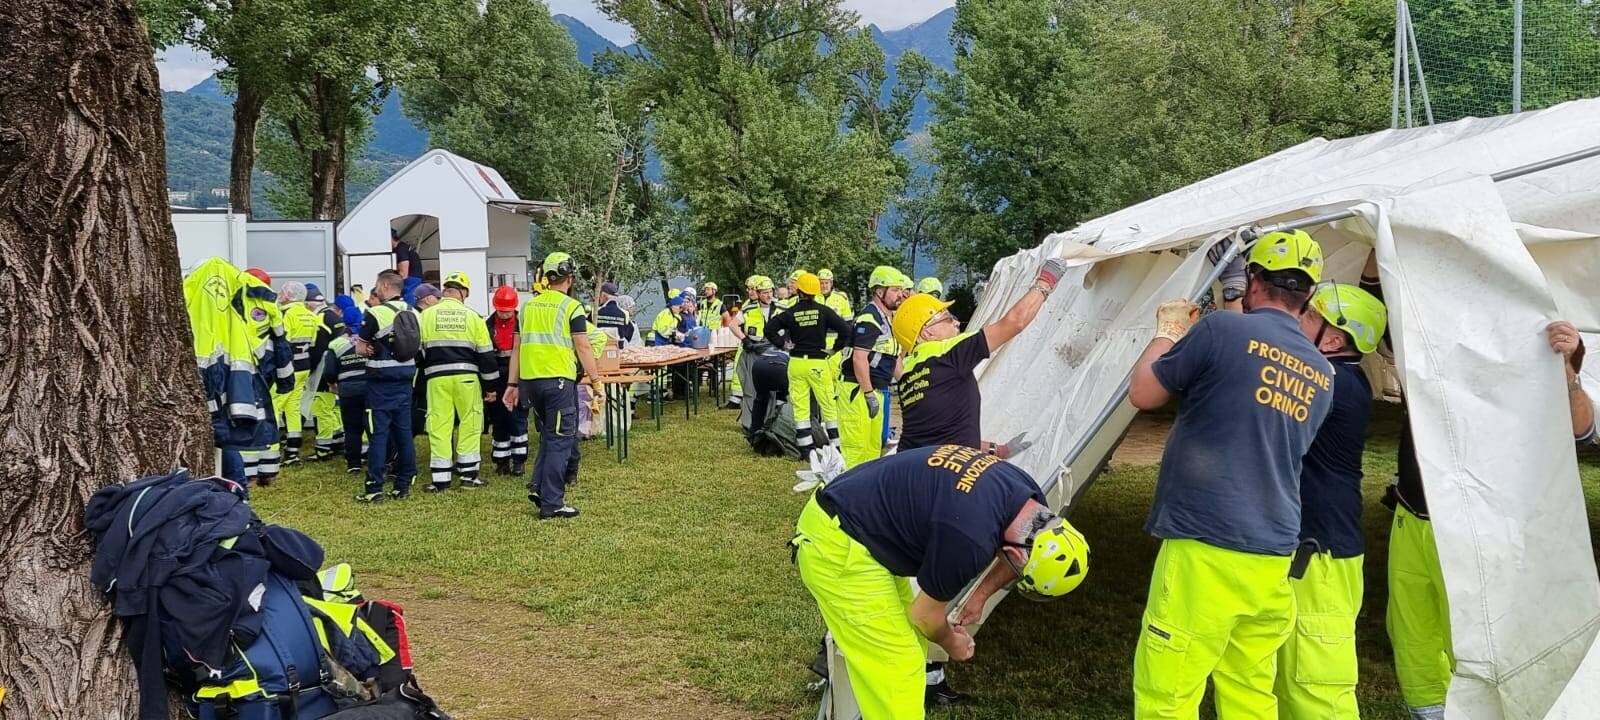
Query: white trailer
336 149 560 314
173 209 336 291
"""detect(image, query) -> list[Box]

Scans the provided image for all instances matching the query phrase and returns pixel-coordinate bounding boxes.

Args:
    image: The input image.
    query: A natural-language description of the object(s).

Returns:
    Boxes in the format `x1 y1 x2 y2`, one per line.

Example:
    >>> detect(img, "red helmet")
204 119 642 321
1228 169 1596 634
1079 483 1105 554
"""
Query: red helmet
492 284 520 312
244 267 271 285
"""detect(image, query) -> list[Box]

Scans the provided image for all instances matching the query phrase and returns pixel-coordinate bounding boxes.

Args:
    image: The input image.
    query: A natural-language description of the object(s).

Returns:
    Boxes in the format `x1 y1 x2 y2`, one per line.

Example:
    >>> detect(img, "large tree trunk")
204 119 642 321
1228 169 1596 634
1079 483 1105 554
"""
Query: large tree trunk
229 76 265 216
733 240 755 278
308 74 347 222
0 0 214 716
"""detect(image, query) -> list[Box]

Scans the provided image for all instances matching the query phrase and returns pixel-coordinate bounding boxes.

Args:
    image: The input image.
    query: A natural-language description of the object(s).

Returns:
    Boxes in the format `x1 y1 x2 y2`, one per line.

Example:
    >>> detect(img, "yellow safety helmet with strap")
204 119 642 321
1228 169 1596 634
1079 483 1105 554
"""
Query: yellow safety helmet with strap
442 271 471 291
1247 230 1324 285
916 277 944 296
1010 516 1090 601
788 269 807 285
891 292 954 351
1308 283 1388 354
817 268 834 281
754 275 775 291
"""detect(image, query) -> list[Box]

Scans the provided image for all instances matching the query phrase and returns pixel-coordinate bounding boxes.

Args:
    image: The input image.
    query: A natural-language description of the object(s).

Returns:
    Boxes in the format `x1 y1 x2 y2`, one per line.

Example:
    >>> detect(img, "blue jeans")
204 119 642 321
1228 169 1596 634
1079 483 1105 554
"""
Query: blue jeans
366 380 416 494
524 378 579 511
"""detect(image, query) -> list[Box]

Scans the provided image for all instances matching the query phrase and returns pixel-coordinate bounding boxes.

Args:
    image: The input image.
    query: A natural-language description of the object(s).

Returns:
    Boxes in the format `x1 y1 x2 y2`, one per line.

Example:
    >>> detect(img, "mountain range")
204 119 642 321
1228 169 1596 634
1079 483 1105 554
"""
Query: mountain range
160 8 957 215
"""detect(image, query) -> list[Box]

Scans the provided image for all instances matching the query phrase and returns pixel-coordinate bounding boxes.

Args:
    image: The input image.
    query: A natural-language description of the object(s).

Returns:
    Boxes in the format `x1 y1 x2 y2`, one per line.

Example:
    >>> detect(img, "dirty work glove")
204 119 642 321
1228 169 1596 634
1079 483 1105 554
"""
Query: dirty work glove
864 391 881 419
1155 299 1201 344
1206 238 1248 298
995 431 1032 460
1034 257 1070 294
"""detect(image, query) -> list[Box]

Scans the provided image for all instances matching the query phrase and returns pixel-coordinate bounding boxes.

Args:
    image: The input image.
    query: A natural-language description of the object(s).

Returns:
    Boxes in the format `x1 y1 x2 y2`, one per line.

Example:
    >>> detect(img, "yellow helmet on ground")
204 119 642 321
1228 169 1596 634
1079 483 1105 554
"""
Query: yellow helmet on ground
1247 230 1324 285
916 277 944 297
795 272 822 297
542 252 576 278
1013 517 1090 601
442 271 471 291
892 292 954 351
868 266 903 289
817 268 834 281
1308 283 1388 354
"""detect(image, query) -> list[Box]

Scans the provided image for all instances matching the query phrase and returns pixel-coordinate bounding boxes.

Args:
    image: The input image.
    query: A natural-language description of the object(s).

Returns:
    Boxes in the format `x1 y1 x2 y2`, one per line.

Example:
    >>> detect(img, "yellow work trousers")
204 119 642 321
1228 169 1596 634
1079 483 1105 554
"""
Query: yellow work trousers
1386 506 1452 715
1275 553 1363 719
837 381 887 469
1133 539 1294 719
312 391 343 446
794 496 925 720
788 356 838 451
425 374 484 486
272 370 308 456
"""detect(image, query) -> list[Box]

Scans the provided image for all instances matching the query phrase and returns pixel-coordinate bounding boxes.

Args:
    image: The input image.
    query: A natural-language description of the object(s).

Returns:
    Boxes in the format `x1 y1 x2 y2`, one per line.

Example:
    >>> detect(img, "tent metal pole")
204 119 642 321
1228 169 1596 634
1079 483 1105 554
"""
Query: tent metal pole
1491 144 1600 182
1513 0 1524 113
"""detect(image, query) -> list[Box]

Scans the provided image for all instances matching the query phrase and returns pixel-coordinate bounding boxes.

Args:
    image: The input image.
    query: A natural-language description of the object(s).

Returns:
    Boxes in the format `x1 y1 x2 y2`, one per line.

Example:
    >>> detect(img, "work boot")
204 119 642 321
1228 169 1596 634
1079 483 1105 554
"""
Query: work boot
389 487 411 501
493 458 510 476
509 460 525 476
310 448 336 462
256 473 276 488
539 505 580 520
459 477 487 489
355 492 385 504
925 679 970 708
346 465 363 476
282 451 300 467
422 482 451 494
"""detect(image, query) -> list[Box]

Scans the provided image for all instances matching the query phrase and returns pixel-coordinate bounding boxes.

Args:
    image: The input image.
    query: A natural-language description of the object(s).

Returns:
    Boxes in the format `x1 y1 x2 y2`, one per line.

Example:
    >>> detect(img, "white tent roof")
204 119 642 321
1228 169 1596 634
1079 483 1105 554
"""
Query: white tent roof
965 98 1600 719
338 149 558 254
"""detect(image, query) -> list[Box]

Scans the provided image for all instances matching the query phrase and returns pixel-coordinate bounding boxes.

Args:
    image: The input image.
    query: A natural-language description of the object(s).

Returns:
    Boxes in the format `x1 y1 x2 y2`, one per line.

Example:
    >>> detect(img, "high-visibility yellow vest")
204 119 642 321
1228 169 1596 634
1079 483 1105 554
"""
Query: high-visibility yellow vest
519 289 582 380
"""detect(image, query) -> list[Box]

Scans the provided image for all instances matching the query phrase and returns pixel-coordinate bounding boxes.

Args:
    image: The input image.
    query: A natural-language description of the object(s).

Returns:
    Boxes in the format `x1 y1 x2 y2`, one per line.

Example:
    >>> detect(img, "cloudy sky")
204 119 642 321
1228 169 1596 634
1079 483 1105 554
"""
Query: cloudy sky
154 0 955 90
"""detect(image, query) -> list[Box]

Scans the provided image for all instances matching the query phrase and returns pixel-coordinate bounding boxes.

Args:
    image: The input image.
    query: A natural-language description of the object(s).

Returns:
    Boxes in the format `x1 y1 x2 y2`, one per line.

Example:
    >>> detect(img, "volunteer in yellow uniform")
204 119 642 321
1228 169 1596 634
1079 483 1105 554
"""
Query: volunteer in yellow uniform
275 281 322 465
502 253 603 520
777 270 804 312
837 266 911 468
763 272 850 456
794 446 1089 720
1126 231 1332 719
817 268 853 343
419 271 498 492
726 276 762 408
1272 283 1387 719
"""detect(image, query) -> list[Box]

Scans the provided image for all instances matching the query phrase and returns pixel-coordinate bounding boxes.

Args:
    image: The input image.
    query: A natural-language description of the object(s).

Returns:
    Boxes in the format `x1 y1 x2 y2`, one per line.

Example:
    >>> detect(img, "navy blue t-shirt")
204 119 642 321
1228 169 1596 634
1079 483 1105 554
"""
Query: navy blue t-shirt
1148 308 1334 556
818 445 1045 601
1299 357 1372 558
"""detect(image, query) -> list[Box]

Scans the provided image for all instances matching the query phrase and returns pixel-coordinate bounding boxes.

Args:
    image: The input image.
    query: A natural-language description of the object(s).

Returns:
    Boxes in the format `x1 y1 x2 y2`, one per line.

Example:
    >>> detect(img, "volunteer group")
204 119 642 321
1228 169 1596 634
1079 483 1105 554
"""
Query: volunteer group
191 228 1597 720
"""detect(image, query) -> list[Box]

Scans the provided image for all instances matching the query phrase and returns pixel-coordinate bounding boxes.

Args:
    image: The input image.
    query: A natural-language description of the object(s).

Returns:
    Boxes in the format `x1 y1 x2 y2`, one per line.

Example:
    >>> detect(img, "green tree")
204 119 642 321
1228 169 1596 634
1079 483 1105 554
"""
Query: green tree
929 0 1394 274
601 0 899 279
404 0 618 207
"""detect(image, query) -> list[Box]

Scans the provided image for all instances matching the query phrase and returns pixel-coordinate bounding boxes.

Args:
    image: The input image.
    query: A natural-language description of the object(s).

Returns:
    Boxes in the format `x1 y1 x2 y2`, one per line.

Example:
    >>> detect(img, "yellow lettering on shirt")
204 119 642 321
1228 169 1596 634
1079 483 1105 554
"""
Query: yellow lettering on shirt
1248 339 1327 422
928 444 1001 493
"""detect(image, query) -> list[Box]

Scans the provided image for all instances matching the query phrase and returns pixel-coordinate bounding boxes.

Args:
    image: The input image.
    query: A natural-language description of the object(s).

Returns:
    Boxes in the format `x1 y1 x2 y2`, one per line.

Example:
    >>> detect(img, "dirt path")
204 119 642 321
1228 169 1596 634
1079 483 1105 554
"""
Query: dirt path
1109 413 1172 466
364 578 775 720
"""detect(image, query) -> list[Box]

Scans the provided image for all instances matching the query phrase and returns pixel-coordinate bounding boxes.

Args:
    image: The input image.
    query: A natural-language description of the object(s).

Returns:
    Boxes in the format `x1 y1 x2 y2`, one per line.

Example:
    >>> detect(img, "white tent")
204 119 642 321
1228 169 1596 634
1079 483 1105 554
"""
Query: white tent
338 149 560 314
923 99 1600 720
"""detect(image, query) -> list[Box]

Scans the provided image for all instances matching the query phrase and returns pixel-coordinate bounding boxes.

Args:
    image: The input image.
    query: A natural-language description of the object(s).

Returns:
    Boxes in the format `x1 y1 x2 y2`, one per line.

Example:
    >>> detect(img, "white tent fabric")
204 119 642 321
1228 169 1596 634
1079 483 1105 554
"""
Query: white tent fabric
965 98 1600 719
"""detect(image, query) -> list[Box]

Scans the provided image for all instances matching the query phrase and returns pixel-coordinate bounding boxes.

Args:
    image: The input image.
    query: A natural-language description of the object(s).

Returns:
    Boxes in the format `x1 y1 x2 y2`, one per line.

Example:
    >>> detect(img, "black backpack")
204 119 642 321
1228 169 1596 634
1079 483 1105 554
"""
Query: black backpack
388 307 421 363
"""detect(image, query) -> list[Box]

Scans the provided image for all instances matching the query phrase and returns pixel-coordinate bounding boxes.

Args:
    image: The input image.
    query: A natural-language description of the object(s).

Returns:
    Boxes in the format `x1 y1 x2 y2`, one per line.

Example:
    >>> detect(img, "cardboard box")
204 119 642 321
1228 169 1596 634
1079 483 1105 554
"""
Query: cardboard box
598 336 621 373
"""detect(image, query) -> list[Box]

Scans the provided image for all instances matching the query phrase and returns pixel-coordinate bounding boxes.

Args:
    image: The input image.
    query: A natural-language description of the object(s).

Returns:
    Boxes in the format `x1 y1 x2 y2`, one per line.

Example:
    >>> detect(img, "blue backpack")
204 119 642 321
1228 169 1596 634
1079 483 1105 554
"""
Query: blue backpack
191 573 357 720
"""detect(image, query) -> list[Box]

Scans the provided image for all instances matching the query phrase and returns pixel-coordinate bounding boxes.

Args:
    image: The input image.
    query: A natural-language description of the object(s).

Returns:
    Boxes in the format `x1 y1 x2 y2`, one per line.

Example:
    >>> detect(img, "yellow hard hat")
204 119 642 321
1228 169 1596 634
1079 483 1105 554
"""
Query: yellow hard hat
744 275 760 289
1012 517 1090 601
442 271 470 291
788 269 807 284
753 275 775 291
916 277 944 297
1308 283 1388 354
892 292 954 350
543 252 576 278
817 268 834 281
795 272 822 297
868 266 903 289
1248 230 1324 285
704 281 718 292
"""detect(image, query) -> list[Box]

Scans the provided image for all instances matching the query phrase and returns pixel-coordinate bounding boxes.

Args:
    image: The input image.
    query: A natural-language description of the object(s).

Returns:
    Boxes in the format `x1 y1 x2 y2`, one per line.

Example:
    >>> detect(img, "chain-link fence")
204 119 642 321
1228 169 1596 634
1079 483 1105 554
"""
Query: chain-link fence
1403 0 1600 124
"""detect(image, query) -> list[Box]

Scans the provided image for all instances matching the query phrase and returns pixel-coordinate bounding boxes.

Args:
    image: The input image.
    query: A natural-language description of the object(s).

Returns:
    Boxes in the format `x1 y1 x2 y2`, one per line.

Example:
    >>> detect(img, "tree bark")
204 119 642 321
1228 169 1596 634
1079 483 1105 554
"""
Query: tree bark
229 76 265 216
0 0 213 716
308 74 348 222
733 240 755 278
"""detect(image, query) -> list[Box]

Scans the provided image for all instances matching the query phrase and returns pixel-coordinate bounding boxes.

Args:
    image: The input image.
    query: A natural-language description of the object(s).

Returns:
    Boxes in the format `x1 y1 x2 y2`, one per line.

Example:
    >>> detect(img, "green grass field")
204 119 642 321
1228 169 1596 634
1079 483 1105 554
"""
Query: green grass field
250 397 1600 719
